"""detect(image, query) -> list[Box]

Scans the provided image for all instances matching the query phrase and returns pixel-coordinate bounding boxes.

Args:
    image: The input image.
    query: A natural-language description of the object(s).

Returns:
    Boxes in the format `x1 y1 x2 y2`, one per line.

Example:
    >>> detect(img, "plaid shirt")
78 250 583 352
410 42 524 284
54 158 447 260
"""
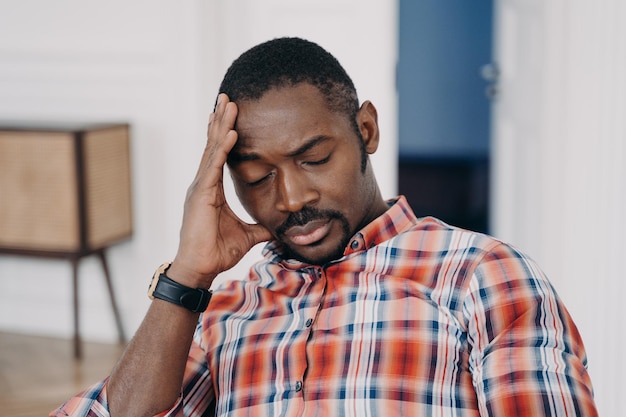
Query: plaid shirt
52 196 597 416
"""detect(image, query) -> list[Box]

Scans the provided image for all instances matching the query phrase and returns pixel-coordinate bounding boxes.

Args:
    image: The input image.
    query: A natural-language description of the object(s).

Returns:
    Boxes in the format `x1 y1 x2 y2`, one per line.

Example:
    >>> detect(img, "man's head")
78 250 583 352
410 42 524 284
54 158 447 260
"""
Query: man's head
219 37 359 132
222 38 389 265
219 38 369 169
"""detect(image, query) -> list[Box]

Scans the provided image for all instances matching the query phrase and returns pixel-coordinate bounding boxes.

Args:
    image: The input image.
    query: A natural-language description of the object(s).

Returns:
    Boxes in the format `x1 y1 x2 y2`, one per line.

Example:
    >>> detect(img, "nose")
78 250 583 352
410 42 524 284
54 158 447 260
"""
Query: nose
274 169 319 212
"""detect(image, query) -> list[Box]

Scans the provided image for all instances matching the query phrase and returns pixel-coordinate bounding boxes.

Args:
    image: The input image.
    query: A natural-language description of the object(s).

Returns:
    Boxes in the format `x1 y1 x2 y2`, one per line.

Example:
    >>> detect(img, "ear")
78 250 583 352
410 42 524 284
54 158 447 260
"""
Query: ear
356 100 380 154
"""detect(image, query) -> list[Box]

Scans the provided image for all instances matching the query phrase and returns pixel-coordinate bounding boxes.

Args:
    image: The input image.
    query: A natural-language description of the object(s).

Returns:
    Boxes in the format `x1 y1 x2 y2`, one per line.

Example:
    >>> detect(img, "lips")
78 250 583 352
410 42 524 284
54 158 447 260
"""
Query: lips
282 219 332 246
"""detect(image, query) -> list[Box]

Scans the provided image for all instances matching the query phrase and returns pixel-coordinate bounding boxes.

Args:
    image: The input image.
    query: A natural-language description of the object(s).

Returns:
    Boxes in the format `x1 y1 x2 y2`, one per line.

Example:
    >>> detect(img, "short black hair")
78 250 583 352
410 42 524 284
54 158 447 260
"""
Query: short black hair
219 37 360 124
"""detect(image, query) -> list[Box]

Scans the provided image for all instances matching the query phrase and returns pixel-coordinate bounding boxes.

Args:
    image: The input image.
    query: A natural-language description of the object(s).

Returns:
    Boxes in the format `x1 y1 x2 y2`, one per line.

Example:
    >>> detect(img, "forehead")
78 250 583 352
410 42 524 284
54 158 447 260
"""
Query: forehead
232 83 351 153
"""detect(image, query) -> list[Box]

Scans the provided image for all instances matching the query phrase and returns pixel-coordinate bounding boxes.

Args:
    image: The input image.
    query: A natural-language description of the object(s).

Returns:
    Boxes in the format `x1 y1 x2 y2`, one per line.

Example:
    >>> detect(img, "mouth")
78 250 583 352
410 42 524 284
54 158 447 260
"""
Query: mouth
281 219 332 247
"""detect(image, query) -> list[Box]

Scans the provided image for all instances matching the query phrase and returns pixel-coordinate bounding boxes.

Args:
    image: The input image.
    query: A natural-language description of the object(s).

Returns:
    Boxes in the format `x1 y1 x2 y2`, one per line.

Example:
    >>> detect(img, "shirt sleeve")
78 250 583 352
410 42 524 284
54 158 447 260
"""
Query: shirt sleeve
49 378 111 417
50 319 215 417
464 242 599 416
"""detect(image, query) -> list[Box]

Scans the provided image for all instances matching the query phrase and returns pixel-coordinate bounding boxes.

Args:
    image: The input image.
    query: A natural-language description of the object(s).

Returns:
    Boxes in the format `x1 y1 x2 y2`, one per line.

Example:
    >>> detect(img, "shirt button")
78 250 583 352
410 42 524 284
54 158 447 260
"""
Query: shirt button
295 381 303 392
305 318 313 327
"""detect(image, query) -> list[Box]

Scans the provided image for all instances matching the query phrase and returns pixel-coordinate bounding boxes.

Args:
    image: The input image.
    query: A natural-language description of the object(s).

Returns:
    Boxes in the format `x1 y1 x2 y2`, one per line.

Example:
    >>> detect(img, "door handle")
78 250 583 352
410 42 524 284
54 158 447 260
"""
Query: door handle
480 62 499 100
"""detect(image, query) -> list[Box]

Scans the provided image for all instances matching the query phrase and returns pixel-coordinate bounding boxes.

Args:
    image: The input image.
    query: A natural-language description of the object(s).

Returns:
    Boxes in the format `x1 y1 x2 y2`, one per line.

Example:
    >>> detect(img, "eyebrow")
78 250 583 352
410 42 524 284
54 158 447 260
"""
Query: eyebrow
228 135 330 165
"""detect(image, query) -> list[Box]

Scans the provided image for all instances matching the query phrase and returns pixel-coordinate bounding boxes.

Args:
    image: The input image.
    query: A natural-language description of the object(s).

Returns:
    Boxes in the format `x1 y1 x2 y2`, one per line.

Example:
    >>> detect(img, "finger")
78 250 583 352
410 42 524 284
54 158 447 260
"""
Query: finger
206 97 238 158
211 94 236 136
195 98 238 181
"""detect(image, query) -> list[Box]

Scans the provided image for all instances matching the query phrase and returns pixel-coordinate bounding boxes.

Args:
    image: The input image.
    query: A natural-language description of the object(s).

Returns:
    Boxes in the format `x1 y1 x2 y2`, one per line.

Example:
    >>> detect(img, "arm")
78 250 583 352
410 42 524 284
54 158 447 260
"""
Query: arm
106 299 200 416
107 94 271 416
51 322 213 417
465 243 598 416
53 94 271 417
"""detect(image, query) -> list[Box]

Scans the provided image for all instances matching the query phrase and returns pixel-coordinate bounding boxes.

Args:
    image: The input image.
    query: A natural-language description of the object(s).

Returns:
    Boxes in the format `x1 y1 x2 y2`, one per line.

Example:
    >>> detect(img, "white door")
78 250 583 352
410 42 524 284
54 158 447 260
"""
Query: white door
490 0 546 248
491 1 625 415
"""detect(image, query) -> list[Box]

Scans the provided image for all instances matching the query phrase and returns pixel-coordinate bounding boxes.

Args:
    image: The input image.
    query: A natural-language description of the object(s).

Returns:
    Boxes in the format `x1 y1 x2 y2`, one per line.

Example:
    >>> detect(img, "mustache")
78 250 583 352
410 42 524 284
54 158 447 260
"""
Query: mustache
276 206 343 236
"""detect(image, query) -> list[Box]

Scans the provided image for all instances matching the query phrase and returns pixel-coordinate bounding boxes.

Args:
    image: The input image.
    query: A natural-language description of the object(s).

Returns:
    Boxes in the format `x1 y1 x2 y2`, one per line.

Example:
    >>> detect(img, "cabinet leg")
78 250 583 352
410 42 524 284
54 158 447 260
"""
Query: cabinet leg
97 250 126 344
71 258 82 359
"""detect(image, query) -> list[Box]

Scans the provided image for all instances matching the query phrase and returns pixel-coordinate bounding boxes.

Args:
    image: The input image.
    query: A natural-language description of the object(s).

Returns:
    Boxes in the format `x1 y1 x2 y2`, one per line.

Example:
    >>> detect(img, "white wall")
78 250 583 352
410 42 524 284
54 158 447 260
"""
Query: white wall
0 0 212 340
492 1 625 415
0 1 398 341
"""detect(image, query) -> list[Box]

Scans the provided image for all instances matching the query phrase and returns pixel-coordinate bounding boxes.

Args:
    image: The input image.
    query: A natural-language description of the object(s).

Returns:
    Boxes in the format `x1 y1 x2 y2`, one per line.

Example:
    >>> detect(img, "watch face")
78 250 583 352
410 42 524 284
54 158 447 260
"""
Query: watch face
148 262 172 299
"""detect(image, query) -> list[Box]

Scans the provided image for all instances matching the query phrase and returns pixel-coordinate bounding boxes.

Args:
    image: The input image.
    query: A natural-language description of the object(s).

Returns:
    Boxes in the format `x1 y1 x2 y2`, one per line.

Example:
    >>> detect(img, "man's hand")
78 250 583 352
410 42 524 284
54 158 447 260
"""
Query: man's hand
108 95 272 416
168 94 272 288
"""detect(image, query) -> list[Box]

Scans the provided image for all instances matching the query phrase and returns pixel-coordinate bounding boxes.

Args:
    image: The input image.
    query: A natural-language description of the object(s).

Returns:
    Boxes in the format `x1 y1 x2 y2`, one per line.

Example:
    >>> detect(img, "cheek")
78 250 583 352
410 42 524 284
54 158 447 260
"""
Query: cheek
328 159 366 195
234 184 279 226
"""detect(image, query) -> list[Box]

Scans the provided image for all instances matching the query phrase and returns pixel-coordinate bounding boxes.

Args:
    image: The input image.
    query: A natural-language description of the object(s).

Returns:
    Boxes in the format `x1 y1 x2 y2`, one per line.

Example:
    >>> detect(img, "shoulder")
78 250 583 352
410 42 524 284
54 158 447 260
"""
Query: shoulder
390 216 544 294
394 216 505 261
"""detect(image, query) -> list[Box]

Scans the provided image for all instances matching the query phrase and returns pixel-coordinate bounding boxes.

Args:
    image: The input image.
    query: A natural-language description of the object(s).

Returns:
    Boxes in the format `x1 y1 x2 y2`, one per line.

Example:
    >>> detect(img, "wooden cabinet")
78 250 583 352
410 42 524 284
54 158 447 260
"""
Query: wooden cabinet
0 122 131 357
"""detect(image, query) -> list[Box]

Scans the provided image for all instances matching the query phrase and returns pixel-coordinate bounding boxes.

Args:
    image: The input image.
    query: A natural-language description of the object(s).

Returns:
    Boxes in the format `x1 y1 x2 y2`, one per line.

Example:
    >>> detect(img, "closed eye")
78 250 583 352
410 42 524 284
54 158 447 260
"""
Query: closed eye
244 172 274 187
304 154 331 166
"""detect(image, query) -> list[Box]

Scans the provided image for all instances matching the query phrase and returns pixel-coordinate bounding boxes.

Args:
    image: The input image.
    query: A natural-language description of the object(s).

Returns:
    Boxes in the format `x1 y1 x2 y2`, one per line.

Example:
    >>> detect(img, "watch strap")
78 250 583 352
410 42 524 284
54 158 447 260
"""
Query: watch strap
151 266 212 313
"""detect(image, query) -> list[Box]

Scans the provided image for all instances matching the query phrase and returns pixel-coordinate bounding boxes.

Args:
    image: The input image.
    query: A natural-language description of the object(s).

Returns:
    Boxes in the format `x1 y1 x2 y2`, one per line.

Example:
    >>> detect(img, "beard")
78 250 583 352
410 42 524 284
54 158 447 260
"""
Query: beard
275 206 352 265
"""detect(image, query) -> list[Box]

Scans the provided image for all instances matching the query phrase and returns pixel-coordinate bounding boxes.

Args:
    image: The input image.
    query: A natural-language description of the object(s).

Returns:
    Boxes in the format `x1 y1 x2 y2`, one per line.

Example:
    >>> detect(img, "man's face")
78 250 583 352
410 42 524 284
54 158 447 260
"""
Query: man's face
228 83 384 265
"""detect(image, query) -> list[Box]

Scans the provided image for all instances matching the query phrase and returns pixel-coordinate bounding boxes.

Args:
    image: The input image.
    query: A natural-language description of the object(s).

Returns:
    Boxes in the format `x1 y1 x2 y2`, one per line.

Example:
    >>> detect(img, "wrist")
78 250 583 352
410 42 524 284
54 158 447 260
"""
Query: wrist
148 262 213 313
167 260 218 289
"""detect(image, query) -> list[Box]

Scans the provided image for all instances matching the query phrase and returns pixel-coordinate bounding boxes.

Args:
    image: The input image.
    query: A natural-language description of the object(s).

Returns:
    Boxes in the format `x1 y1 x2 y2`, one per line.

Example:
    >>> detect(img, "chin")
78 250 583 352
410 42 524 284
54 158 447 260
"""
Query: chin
285 241 347 266
279 217 353 265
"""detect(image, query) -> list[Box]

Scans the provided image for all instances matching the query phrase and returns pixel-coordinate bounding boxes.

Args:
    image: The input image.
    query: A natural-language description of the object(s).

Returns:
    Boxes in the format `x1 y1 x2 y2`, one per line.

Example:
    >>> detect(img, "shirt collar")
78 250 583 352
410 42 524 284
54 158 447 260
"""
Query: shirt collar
262 195 418 267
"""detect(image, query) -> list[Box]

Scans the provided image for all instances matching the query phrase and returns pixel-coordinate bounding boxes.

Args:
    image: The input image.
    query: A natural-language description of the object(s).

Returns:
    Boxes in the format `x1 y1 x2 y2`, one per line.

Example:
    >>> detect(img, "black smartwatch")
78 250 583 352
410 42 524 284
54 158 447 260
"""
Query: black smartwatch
148 262 212 313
